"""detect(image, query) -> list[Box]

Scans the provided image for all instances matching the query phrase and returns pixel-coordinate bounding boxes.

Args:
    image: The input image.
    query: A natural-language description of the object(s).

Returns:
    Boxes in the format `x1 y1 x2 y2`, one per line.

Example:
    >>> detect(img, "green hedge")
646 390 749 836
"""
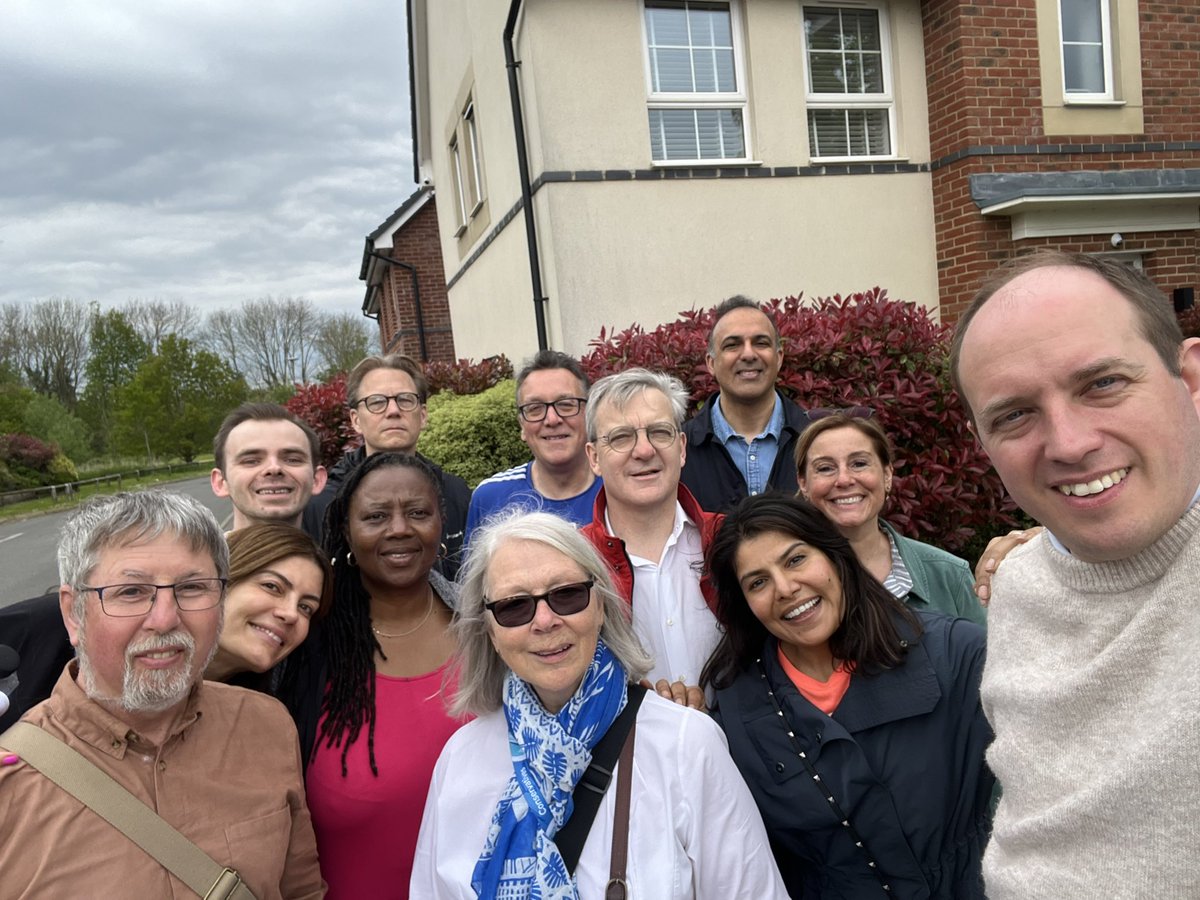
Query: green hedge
418 380 530 488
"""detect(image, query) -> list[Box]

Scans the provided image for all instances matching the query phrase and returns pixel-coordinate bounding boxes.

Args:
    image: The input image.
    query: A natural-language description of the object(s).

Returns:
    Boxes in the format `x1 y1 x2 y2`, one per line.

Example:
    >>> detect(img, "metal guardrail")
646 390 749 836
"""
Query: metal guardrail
0 461 204 509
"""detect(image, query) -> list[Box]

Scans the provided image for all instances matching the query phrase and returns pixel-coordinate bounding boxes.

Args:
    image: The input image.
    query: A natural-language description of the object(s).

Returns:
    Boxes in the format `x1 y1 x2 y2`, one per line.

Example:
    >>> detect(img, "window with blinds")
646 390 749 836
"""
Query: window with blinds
802 5 895 160
644 1 749 162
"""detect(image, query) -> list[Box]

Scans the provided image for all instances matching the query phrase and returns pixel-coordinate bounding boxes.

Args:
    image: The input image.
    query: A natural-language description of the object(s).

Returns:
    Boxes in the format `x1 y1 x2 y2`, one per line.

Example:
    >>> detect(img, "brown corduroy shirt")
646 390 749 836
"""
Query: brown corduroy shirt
0 663 325 899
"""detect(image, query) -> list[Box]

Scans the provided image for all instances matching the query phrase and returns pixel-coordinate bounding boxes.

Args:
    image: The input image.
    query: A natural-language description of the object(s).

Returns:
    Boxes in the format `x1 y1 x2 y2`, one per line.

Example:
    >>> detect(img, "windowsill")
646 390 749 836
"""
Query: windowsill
652 159 763 168
1062 98 1125 107
809 154 910 164
469 199 484 217
453 223 468 238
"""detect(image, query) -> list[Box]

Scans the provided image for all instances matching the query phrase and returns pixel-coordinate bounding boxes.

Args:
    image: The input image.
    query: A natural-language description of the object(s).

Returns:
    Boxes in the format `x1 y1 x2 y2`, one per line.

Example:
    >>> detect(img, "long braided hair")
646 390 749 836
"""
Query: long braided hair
317 451 445 776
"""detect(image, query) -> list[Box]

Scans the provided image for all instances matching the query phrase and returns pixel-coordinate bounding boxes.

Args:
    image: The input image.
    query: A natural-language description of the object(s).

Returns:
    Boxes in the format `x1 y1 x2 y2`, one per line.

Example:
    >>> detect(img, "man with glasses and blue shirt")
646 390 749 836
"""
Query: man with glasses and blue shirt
682 295 810 512
0 490 323 898
581 368 723 710
302 352 470 577
464 351 602 547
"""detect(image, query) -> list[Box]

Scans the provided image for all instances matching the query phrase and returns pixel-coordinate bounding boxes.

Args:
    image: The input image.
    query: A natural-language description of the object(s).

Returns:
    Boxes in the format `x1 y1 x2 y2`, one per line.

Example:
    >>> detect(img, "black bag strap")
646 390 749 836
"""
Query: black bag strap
556 683 647 875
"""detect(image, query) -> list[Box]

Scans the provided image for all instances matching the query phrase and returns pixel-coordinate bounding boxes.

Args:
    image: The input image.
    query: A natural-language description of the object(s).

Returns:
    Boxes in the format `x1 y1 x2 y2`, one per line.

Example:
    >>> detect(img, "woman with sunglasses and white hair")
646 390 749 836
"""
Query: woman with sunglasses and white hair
410 510 787 900
795 409 986 625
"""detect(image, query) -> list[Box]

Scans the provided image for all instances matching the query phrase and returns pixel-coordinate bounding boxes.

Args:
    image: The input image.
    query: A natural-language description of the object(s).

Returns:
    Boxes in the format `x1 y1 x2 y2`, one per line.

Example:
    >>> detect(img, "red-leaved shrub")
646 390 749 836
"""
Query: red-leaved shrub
285 375 359 469
425 355 513 396
582 289 1018 554
0 433 58 471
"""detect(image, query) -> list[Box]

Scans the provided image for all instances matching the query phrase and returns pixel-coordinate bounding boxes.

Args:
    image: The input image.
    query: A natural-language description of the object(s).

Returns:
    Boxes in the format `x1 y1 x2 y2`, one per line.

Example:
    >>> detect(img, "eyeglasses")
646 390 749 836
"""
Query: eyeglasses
483 580 594 627
808 406 875 421
596 422 679 454
517 397 586 423
354 392 422 414
81 579 227 618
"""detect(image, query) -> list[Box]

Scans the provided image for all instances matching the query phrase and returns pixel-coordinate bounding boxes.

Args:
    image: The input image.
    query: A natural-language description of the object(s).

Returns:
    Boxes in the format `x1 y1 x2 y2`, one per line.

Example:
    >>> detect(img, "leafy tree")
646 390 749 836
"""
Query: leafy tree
0 384 35 434
113 335 248 461
22 394 93 463
81 308 150 453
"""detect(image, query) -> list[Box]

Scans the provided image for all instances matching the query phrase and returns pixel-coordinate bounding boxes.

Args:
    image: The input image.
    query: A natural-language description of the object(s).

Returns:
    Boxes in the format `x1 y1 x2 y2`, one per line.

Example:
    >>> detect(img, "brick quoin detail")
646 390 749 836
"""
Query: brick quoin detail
375 200 456 363
923 0 1200 320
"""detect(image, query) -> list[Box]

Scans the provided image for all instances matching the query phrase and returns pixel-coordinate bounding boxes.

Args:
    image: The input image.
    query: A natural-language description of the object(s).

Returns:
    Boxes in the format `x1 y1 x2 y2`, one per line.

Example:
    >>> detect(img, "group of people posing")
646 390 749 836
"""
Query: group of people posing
3 248 1198 900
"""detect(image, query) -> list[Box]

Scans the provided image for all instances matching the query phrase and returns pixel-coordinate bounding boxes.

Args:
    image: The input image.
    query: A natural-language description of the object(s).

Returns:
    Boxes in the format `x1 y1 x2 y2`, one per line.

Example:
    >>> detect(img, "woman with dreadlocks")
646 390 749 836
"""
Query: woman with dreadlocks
289 451 466 899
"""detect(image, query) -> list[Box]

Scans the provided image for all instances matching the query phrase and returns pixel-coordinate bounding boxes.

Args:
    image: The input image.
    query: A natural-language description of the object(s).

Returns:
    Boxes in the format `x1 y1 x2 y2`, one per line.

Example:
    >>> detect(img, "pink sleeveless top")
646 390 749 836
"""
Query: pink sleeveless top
306 661 467 899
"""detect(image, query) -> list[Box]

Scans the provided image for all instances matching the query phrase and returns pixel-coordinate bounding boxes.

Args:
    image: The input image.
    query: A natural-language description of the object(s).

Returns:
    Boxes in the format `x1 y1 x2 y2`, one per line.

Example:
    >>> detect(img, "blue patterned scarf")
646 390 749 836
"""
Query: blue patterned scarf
471 639 628 899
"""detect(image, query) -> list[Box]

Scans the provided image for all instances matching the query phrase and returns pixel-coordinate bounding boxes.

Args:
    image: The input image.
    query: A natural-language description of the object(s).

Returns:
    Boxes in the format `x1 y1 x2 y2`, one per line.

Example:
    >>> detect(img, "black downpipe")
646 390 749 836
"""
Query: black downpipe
503 0 549 351
366 249 428 361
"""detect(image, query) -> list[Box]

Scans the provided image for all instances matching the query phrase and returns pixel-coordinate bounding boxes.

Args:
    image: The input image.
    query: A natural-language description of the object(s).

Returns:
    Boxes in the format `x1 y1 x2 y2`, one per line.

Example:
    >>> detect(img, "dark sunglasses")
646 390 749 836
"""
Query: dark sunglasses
808 405 875 421
483 579 595 627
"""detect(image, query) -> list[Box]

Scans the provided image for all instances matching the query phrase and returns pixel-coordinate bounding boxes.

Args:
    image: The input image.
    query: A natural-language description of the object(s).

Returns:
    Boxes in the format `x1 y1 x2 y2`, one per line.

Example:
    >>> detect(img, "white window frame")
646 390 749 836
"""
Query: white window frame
800 2 898 162
1058 0 1114 102
448 94 485 237
642 0 752 165
449 134 468 236
462 100 484 216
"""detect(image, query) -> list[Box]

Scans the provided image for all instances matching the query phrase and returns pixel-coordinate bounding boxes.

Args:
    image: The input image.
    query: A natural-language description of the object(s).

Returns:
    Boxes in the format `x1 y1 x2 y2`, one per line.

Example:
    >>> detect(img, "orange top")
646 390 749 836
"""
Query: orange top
777 644 853 714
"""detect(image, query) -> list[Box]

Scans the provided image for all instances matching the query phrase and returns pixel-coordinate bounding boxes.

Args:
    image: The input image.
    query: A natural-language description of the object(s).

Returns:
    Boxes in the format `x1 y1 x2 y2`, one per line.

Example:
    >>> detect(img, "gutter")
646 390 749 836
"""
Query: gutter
364 248 429 361
503 0 549 350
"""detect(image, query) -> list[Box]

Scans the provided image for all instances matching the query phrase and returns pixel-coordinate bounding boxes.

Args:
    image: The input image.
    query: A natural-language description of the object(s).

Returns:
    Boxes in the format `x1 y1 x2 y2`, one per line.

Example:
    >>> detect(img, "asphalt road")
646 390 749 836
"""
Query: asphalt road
0 476 233 608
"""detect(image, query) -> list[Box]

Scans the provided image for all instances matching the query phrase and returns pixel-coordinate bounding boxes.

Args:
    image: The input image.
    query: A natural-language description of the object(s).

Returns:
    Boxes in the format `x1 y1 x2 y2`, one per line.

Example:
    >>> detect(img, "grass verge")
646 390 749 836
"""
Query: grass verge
0 461 210 524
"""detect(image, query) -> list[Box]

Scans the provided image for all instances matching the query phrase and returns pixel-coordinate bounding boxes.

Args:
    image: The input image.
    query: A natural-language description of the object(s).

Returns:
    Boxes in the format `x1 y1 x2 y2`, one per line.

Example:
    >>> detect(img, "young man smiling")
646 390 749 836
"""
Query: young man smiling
465 351 601 546
210 402 327 531
682 296 809 512
951 250 1200 898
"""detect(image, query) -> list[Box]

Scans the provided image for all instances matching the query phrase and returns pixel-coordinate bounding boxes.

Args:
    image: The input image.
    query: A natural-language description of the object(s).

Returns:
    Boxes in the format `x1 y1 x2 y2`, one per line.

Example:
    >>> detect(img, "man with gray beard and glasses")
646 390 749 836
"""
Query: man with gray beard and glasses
0 491 324 899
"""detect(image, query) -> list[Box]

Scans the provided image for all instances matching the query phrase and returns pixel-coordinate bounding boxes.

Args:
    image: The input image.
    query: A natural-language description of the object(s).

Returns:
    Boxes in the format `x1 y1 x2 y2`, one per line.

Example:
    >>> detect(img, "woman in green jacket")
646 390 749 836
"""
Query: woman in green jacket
795 410 986 626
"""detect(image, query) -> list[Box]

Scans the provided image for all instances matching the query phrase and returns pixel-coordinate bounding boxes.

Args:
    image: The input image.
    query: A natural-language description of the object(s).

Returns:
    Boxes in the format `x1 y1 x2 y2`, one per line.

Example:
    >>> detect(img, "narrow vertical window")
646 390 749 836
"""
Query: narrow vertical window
1060 0 1112 99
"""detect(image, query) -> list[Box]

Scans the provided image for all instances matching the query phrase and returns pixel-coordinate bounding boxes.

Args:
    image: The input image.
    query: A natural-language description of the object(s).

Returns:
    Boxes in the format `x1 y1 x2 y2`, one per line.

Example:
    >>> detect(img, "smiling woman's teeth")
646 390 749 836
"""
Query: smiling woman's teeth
784 597 819 619
1058 468 1127 496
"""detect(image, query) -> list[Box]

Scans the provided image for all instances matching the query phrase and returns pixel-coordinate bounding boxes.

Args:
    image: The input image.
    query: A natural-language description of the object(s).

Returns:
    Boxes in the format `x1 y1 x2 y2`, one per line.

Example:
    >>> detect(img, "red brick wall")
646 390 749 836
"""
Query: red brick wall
376 200 456 363
924 0 1200 320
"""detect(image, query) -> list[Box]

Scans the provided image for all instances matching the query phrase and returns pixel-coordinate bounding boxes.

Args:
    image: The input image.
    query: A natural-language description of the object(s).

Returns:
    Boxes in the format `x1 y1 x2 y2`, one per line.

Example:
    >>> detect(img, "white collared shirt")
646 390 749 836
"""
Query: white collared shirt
608 502 722 685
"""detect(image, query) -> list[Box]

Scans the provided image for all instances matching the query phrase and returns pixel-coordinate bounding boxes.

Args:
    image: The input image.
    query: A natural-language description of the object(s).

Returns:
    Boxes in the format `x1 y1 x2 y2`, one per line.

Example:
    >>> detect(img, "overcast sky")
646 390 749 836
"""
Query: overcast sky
0 0 415 315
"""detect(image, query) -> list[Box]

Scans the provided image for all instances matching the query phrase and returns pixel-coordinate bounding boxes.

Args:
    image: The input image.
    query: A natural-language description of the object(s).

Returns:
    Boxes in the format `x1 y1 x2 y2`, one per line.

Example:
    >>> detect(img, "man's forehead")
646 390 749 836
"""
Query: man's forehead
713 307 773 342
519 368 585 402
359 367 419 393
595 388 671 422
91 532 215 570
228 419 310 453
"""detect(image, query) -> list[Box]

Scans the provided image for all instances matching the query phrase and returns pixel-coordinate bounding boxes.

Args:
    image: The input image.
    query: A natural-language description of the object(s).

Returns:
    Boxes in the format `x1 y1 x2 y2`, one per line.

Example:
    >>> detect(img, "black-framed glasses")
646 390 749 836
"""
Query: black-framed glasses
517 397 586 423
597 422 679 454
808 406 875 421
484 579 594 627
81 578 227 618
354 392 422 414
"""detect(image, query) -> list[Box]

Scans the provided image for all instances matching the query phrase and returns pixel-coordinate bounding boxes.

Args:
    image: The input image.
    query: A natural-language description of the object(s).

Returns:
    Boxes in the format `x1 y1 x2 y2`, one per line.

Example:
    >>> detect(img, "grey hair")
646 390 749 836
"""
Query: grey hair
450 510 654 717
58 490 229 593
584 368 690 441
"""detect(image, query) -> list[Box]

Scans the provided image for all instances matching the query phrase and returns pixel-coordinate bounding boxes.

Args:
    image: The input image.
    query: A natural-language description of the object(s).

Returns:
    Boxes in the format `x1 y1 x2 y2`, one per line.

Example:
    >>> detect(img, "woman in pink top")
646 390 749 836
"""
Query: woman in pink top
300 452 467 899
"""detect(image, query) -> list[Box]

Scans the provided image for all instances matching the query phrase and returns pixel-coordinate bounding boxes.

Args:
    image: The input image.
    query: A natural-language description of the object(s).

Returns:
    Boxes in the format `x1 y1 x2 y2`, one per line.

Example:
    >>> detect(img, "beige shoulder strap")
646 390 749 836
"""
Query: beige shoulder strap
2 721 256 900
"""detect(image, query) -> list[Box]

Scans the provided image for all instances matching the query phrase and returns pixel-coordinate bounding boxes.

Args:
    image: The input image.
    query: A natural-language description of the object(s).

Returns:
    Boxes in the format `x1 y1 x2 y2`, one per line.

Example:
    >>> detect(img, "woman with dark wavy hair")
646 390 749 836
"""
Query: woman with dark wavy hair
701 494 994 900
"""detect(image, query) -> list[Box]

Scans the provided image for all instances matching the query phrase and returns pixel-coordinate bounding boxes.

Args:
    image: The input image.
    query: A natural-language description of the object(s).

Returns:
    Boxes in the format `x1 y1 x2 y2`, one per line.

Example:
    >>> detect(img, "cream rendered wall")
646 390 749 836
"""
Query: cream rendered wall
422 0 938 362
541 174 938 356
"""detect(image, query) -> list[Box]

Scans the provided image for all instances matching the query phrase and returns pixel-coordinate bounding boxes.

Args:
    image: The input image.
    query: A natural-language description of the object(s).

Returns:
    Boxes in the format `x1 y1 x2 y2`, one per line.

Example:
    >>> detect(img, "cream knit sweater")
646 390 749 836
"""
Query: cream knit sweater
982 503 1200 899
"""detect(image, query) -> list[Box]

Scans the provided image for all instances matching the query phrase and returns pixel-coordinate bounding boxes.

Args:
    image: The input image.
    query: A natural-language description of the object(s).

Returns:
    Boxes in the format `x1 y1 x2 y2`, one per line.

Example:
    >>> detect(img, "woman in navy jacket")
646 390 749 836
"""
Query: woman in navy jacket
701 495 994 899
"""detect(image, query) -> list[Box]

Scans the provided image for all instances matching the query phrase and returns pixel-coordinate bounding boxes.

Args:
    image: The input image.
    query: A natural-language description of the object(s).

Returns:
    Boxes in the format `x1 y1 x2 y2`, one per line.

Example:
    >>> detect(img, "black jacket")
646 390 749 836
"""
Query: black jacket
0 593 73 731
301 445 470 581
712 613 994 899
680 392 809 513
